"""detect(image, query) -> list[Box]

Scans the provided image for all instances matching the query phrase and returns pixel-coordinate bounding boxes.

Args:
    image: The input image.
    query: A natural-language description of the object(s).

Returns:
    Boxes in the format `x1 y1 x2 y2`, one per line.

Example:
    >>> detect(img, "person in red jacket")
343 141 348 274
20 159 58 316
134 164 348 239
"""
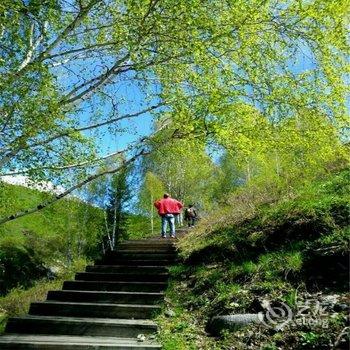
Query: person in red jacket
154 193 183 238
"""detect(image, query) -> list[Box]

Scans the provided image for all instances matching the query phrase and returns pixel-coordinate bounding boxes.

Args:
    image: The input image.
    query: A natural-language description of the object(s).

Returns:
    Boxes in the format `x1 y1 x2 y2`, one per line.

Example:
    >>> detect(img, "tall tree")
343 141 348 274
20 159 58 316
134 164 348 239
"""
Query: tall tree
141 137 217 210
138 171 165 235
0 0 348 223
106 166 132 249
212 153 244 202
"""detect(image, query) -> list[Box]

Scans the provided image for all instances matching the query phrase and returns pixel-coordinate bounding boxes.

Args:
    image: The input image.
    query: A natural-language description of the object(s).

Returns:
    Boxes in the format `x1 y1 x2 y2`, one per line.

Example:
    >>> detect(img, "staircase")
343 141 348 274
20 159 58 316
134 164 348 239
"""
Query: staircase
0 237 177 349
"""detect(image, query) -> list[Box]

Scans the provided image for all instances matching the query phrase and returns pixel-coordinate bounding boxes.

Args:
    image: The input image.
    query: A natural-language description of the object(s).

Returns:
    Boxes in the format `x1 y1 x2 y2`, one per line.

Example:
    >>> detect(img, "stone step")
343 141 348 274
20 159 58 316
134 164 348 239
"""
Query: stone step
97 258 173 266
75 272 169 282
0 236 177 349
118 239 175 244
47 290 164 305
106 251 177 260
29 301 161 319
63 280 167 293
118 241 174 246
5 316 158 338
0 335 161 349
116 244 175 252
121 238 176 243
86 265 168 274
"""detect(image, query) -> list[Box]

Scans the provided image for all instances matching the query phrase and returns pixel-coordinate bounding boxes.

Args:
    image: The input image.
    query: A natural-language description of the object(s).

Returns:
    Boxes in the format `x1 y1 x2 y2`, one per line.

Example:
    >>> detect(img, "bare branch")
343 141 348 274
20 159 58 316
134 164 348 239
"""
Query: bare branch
0 103 163 169
62 53 131 105
68 23 115 37
0 149 148 225
44 42 121 60
47 57 72 68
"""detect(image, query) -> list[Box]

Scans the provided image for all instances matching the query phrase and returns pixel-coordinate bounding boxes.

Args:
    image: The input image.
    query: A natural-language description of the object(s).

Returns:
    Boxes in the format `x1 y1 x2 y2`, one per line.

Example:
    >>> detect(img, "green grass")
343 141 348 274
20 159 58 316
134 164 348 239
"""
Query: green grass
0 182 104 294
157 170 350 349
126 214 162 240
0 258 87 334
178 169 350 258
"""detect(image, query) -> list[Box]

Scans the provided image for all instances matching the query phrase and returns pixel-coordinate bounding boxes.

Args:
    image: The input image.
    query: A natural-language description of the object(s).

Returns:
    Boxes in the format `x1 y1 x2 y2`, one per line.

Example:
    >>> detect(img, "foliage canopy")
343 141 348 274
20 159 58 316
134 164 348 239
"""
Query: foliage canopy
0 0 348 221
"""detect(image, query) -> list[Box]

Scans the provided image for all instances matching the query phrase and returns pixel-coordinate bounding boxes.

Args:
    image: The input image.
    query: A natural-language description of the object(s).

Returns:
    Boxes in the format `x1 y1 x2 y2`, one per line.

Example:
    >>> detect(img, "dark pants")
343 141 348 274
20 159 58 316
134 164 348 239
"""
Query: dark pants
187 217 196 227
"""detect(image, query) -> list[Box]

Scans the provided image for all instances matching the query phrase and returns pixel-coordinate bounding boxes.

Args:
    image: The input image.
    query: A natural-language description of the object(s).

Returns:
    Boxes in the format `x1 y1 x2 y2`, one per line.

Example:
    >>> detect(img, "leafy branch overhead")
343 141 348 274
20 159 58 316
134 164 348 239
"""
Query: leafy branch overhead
0 0 348 221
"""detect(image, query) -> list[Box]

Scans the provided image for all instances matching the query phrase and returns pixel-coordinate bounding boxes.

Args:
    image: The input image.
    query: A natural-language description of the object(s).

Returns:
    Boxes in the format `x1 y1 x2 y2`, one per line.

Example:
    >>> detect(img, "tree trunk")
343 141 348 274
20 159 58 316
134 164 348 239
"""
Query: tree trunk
274 149 281 177
111 198 117 250
104 211 113 251
150 194 154 235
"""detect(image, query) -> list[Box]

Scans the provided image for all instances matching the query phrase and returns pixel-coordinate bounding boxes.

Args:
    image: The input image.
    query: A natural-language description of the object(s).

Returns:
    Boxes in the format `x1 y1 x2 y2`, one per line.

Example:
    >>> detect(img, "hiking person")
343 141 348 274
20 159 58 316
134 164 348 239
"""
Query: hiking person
184 204 197 227
154 193 183 238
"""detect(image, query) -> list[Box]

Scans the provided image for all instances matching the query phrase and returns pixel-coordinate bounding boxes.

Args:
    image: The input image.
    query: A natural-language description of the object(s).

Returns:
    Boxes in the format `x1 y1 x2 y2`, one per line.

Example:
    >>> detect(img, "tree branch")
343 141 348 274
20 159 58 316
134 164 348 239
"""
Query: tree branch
44 41 121 60
0 131 154 176
13 0 101 77
41 0 102 57
0 121 196 226
17 20 47 72
0 149 148 225
17 22 35 72
0 103 163 169
62 53 131 105
0 150 122 176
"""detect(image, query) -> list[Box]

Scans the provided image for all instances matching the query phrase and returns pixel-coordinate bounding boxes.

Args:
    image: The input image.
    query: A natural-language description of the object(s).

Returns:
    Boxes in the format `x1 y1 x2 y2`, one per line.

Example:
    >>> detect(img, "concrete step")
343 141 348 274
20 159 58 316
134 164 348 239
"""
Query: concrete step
29 301 161 319
47 290 164 305
75 272 169 282
0 335 161 349
63 280 167 293
86 265 168 274
5 316 158 338
97 259 172 266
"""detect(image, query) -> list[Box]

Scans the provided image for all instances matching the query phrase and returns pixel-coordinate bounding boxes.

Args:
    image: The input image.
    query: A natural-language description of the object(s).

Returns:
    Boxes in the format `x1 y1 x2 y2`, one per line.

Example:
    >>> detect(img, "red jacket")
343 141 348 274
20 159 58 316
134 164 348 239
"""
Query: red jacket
154 197 183 215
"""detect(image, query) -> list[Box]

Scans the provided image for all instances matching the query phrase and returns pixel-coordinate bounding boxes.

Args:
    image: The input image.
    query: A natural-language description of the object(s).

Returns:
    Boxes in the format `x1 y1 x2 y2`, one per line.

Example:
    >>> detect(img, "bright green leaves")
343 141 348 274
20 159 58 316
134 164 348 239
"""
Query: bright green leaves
0 0 348 206
150 0 348 138
140 137 218 209
138 171 165 216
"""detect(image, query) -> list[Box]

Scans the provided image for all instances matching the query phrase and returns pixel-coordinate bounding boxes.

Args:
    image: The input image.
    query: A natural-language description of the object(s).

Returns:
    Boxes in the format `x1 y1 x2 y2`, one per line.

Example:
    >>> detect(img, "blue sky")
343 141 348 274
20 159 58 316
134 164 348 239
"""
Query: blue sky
58 67 159 158
53 34 346 174
80 43 318 160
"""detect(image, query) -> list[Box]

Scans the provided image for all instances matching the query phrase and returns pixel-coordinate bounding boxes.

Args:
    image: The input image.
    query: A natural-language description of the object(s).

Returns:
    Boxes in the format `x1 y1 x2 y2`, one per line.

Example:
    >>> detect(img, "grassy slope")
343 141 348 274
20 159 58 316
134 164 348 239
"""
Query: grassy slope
157 170 350 350
127 213 162 240
0 183 104 254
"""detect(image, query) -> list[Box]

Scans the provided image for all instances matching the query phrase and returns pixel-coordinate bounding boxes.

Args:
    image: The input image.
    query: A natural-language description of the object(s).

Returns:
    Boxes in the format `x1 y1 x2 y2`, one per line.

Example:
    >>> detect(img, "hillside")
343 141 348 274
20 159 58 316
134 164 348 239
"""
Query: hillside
157 170 350 349
0 181 162 336
0 182 104 295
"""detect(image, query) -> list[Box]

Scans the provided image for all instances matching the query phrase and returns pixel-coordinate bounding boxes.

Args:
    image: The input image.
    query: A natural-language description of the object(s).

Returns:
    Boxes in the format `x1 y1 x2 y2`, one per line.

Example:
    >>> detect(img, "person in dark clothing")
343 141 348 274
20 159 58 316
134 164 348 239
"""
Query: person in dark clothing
184 204 197 227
